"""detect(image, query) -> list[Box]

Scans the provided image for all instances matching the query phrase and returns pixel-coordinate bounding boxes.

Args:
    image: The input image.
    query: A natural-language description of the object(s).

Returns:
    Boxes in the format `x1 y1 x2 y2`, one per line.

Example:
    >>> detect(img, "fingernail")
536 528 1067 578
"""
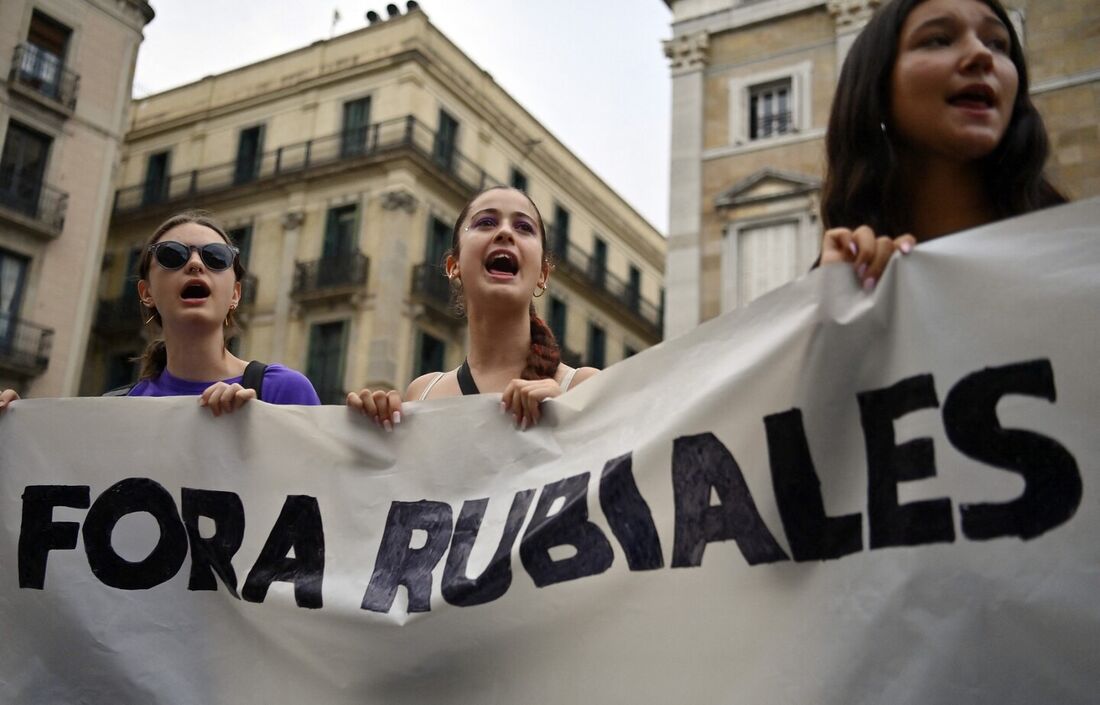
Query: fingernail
500 401 507 413
856 263 868 279
520 418 528 431
848 241 858 255
900 242 913 254
383 420 393 432
393 411 401 424
863 277 876 291
514 414 521 428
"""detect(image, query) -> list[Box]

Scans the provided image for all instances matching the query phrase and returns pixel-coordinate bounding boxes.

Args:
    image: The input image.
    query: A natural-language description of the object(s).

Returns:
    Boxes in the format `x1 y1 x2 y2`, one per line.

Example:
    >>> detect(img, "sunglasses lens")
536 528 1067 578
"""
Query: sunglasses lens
200 244 235 271
155 241 190 269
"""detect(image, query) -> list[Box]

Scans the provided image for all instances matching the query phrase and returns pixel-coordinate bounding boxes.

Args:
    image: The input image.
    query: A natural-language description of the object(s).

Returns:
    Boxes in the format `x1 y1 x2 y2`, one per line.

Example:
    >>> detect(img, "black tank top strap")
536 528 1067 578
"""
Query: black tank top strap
456 358 480 396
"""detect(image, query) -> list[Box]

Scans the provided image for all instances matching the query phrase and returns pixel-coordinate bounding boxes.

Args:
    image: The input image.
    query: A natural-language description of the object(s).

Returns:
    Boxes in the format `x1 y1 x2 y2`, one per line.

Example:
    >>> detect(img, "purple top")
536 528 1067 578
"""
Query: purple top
128 364 321 405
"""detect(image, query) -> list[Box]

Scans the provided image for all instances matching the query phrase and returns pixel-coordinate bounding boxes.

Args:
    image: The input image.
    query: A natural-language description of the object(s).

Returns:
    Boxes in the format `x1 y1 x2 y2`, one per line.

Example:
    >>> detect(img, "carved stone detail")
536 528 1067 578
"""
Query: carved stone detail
281 210 305 230
381 190 419 214
828 0 882 31
663 31 709 74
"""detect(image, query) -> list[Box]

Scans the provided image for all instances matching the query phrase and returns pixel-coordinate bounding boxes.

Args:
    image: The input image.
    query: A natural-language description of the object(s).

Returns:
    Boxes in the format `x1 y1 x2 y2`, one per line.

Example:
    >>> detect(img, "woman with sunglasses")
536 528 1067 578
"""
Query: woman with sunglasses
4 212 320 414
347 186 598 430
123 211 320 413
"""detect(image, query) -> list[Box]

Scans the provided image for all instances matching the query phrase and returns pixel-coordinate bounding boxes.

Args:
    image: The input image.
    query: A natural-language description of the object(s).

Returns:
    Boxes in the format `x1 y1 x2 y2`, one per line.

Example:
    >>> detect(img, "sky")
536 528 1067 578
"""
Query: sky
131 0 674 233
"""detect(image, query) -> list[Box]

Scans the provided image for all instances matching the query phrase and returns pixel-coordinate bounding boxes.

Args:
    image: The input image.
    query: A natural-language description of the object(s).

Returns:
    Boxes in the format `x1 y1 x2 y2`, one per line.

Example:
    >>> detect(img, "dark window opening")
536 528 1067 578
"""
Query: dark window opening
306 320 347 404
416 331 446 378
233 125 264 184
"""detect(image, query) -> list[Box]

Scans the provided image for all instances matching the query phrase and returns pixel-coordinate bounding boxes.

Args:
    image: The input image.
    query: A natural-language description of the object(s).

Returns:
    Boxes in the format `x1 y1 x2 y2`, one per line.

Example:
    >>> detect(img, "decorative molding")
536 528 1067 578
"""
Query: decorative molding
827 0 882 32
664 32 710 75
281 211 304 230
715 168 821 209
380 190 419 214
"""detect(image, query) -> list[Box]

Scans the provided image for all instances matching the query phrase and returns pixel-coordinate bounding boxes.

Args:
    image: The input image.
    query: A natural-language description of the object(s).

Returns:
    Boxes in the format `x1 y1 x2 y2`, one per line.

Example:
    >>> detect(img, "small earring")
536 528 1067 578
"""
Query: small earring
143 312 157 326
533 283 548 298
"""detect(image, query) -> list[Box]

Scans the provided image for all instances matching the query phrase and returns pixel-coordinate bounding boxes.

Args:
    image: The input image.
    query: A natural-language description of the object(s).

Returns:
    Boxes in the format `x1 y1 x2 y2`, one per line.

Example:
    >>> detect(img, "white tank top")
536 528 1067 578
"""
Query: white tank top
417 367 579 401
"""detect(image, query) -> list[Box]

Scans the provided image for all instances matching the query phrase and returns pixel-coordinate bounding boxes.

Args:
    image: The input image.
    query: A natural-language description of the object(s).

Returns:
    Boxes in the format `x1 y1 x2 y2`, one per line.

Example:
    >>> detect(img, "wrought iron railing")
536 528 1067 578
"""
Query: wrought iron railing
114 115 501 214
410 263 453 314
0 314 53 374
547 228 662 337
0 171 68 233
751 110 793 139
9 43 79 111
292 252 369 297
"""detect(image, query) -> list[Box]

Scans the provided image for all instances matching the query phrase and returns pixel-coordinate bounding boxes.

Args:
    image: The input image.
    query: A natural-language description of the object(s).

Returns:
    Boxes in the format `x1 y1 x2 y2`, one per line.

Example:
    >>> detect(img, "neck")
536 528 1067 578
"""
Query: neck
900 154 998 241
161 323 241 381
465 302 530 378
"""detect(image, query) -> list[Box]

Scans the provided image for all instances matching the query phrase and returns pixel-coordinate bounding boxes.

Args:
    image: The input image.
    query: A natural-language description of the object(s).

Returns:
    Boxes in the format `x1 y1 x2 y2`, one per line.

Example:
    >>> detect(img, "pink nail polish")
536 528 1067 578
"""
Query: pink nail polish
393 411 402 424
900 242 913 254
863 277 876 291
383 420 393 432
848 241 858 255
857 263 868 279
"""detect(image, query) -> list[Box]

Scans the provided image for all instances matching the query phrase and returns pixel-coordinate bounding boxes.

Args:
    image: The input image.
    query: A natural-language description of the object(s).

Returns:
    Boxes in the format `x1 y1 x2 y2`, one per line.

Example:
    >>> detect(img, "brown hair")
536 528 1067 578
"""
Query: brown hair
820 0 1066 235
449 186 562 380
136 211 245 379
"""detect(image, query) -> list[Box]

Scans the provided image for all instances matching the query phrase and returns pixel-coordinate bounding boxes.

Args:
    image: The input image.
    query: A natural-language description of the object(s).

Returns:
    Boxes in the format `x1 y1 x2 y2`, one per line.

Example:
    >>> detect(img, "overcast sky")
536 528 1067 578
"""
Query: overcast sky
132 0 673 233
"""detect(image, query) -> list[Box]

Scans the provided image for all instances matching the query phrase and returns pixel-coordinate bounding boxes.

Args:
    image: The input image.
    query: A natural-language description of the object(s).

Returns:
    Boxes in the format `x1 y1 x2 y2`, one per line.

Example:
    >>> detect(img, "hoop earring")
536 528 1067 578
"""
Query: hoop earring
143 313 157 326
533 283 548 298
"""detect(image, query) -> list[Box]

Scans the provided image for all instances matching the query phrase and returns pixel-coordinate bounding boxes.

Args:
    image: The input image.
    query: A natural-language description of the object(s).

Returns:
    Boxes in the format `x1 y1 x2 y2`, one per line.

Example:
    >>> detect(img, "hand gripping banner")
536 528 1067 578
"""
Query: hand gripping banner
2 200 1098 704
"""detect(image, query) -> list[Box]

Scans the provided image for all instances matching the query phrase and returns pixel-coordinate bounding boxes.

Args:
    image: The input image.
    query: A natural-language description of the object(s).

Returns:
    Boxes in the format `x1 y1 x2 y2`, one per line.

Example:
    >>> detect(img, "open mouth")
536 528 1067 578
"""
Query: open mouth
484 250 519 278
180 282 211 300
948 85 995 110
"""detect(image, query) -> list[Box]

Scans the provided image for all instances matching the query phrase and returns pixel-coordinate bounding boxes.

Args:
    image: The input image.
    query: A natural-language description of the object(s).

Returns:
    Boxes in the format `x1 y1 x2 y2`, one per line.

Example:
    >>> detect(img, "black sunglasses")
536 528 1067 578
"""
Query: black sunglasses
150 241 239 272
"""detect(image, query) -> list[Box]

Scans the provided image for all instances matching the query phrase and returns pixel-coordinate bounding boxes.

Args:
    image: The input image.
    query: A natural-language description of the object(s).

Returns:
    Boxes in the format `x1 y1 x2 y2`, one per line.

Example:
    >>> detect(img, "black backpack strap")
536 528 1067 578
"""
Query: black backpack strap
242 360 268 400
102 383 136 397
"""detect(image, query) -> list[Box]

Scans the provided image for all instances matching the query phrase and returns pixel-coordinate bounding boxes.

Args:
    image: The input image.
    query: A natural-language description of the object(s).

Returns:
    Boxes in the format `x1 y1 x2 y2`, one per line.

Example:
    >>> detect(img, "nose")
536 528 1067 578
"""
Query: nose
185 247 204 271
492 220 516 243
959 32 995 73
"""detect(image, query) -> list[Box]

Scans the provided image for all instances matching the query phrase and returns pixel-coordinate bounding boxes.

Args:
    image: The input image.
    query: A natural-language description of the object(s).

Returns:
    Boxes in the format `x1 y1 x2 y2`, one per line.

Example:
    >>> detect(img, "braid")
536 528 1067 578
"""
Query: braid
522 302 561 380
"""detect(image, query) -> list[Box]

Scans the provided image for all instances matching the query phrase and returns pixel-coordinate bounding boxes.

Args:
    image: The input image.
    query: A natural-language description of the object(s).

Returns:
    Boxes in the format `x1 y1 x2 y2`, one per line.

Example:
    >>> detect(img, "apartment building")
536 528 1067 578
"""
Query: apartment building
0 0 153 395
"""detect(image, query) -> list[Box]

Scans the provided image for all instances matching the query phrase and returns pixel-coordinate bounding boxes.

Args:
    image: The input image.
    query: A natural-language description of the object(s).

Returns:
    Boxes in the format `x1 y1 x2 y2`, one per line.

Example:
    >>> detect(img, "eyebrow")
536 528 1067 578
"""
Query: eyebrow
471 208 535 221
911 14 1009 35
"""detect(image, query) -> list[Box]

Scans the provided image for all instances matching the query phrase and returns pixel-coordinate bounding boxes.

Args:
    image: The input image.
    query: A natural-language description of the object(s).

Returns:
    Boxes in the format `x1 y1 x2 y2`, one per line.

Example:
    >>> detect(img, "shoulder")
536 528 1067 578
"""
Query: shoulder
260 365 321 405
569 366 600 388
406 371 445 401
556 364 598 391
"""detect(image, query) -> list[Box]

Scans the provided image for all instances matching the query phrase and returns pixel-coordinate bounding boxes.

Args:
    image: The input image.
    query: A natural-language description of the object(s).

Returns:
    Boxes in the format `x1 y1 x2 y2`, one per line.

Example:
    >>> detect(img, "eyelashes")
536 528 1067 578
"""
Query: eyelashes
471 216 537 233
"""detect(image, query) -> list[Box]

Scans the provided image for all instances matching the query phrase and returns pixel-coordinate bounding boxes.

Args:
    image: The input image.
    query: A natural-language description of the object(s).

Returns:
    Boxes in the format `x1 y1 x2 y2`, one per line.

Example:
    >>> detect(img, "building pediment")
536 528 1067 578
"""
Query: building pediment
715 169 820 209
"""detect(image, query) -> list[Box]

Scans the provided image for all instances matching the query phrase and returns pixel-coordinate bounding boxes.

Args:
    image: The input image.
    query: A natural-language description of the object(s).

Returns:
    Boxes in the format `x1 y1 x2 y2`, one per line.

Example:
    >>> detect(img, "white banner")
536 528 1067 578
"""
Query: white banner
2 201 1098 704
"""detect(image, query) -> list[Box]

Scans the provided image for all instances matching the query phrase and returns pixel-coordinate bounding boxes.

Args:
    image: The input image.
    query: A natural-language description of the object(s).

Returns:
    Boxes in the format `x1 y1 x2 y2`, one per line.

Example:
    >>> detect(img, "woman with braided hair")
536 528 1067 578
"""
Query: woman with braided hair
347 186 598 429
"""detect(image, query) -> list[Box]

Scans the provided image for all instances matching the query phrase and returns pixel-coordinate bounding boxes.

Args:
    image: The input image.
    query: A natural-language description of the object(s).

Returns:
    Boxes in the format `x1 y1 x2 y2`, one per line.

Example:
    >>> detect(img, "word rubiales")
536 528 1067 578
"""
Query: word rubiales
17 359 1080 613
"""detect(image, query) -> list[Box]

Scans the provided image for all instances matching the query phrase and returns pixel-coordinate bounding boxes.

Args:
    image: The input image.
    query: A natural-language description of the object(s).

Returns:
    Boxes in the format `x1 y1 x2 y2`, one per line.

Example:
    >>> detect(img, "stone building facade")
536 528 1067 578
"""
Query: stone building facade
663 0 1099 338
81 6 665 401
0 0 153 395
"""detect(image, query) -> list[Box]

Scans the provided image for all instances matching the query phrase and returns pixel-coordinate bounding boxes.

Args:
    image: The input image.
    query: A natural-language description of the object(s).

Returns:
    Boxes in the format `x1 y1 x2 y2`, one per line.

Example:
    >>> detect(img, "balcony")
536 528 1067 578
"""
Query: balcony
0 171 68 237
292 252 369 303
93 295 142 338
113 115 501 216
409 263 457 321
548 232 663 342
0 314 53 377
8 44 80 113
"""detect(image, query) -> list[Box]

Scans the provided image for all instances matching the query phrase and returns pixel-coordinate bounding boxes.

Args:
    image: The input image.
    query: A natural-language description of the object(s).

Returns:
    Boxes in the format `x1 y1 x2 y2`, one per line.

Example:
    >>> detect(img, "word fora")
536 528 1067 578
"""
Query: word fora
17 359 1080 613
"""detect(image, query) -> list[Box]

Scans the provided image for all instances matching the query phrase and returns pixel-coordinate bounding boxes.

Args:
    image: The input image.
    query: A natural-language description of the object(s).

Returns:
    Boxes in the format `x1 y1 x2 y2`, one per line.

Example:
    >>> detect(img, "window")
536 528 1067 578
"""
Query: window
627 265 642 311
749 79 792 140
0 121 52 217
586 322 606 369
721 219 817 310
233 125 264 184
19 11 71 100
433 110 459 172
416 331 446 378
341 97 372 157
121 246 142 299
322 205 357 258
549 296 567 348
510 167 528 192
142 151 170 206
0 249 30 345
623 344 638 359
728 61 811 146
306 320 347 404
425 217 450 269
552 204 570 257
591 237 608 287
227 225 253 268
105 351 138 392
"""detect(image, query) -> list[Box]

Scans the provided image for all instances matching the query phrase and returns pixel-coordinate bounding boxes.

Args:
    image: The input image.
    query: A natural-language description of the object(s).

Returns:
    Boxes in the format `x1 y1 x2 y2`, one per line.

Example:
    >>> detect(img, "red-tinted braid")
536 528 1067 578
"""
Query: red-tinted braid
522 304 561 380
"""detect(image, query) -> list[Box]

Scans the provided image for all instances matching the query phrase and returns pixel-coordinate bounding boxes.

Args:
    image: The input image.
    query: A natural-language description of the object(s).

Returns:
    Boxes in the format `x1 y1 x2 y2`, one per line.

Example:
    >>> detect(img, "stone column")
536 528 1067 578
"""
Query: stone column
271 210 304 362
828 0 881 70
365 189 418 387
662 31 709 339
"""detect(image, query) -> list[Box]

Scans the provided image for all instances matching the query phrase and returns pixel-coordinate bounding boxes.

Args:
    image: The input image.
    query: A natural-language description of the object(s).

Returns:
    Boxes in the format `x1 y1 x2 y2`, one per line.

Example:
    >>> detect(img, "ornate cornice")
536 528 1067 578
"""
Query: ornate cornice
281 211 305 230
827 0 882 31
664 31 709 75
381 190 418 214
